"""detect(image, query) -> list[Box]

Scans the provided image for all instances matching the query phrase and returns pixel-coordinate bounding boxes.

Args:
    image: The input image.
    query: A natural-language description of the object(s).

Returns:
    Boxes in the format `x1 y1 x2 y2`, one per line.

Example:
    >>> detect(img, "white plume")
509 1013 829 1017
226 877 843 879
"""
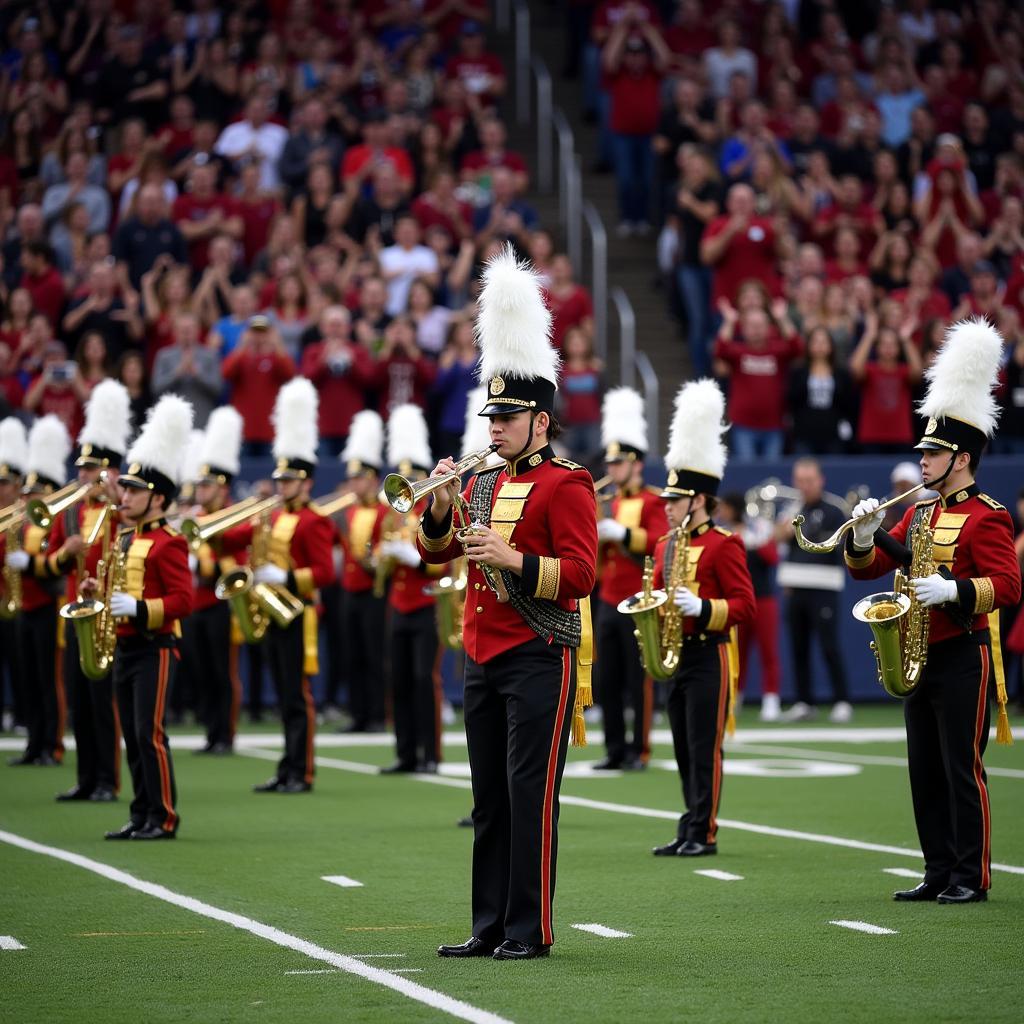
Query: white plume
180 430 206 485
200 405 243 476
272 377 319 463
0 416 28 474
601 387 648 452
27 414 72 486
127 395 194 484
386 404 432 469
917 318 1003 437
460 386 502 469
665 379 728 479
341 410 384 468
475 245 559 386
78 379 131 455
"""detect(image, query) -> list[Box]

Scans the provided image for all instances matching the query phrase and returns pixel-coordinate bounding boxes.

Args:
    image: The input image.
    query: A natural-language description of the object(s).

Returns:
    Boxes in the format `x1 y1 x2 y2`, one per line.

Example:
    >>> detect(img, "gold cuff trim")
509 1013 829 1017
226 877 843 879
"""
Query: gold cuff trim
534 556 560 600
707 598 729 632
294 566 315 598
418 522 455 553
973 577 996 616
627 527 648 555
844 546 876 570
144 598 165 630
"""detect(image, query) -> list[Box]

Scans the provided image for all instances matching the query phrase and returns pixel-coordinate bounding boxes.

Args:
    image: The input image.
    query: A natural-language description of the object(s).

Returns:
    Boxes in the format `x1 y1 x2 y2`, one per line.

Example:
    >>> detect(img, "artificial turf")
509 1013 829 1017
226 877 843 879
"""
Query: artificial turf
2 703 1022 1024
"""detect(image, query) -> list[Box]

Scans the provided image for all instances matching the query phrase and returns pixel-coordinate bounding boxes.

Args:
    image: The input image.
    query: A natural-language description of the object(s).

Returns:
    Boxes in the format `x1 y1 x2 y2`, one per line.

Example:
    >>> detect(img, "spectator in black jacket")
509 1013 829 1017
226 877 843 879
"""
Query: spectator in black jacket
786 326 856 454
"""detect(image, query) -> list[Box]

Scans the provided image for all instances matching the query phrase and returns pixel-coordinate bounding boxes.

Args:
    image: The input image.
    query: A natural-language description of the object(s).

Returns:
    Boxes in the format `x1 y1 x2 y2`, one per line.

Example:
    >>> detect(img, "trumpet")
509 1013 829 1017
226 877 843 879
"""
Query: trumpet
180 495 263 551
0 503 24 534
311 491 358 517
383 443 500 514
26 480 94 531
792 483 926 555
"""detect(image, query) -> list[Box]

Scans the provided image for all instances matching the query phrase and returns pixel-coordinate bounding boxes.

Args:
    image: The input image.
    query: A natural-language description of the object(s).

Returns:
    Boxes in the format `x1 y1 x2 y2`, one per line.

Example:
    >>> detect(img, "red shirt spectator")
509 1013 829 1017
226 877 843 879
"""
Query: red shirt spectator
411 170 473 244
849 320 923 448
221 327 296 444
603 36 664 136
444 31 505 109
423 0 489 47
812 175 882 258
591 0 661 45
543 254 594 348
341 142 415 192
172 163 243 271
373 318 436 418
19 242 65 329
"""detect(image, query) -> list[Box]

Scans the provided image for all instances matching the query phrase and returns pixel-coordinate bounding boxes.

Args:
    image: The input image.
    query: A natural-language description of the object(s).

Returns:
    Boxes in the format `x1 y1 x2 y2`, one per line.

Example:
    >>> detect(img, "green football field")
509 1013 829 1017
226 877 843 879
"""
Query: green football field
2 703 1022 1024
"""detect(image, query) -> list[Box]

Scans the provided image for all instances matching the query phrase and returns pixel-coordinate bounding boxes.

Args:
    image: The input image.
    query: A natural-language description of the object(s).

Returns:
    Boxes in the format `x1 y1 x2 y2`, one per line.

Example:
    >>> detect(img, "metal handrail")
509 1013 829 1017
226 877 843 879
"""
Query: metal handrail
515 2 530 124
532 58 553 194
582 200 607 361
612 286 636 387
635 351 660 455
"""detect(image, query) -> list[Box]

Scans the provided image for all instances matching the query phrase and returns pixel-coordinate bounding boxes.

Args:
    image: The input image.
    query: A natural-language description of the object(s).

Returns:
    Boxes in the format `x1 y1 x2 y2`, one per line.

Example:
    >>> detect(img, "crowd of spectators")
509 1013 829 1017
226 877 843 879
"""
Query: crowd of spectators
0 0 601 465
577 0 1024 457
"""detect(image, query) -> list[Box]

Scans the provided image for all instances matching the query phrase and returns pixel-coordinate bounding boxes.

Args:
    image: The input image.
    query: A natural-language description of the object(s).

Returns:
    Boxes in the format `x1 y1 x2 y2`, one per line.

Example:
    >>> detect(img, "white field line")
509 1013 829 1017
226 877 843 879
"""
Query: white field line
0 936 27 950
829 920 898 936
237 749 1024 878
286 969 338 975
694 870 744 882
0 829 511 1024
883 868 925 879
570 924 633 938
322 875 363 888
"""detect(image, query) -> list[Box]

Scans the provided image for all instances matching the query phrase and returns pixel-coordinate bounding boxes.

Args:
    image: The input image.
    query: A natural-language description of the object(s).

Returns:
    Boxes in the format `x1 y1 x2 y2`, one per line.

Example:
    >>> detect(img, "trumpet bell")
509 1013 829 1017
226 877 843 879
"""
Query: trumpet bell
382 473 418 515
852 591 915 698
25 496 53 530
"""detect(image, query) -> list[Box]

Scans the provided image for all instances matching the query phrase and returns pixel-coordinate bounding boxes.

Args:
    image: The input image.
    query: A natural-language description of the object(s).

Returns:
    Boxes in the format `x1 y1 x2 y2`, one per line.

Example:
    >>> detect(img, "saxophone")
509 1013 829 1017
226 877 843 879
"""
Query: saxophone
853 514 934 698
1 519 23 619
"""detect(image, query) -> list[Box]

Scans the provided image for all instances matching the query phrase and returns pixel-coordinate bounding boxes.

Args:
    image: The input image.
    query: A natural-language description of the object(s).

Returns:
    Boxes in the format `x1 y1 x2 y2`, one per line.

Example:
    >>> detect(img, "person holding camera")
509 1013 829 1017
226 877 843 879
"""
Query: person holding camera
23 340 85 437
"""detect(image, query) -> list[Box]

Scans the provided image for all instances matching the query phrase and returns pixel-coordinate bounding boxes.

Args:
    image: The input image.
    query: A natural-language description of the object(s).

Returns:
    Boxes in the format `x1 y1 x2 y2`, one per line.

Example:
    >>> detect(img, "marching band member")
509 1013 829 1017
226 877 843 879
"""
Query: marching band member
95 396 195 840
420 247 598 961
380 404 447 774
594 387 666 771
224 378 335 793
5 415 71 767
44 380 130 801
188 406 244 755
845 319 1020 904
650 380 755 858
0 417 29 734
338 410 388 734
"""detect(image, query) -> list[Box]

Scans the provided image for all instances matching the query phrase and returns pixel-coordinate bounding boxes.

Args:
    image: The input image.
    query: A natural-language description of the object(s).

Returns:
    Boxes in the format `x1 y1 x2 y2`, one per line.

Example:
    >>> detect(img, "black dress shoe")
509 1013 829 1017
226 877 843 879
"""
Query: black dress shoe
105 821 143 840
130 825 176 840
493 939 550 960
937 884 987 904
56 785 93 802
620 757 647 772
652 838 685 856
457 815 473 828
893 881 945 902
253 777 284 793
89 786 117 802
678 840 717 857
8 752 39 766
438 936 496 958
379 761 416 775
277 779 312 794
592 756 622 770
415 761 438 774
37 752 58 766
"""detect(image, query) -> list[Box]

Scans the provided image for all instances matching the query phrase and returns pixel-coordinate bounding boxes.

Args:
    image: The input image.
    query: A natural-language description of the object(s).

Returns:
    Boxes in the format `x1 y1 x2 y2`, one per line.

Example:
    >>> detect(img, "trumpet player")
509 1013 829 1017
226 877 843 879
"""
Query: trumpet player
0 417 29 735
337 410 388 735
650 380 755 859
593 387 666 771
844 320 1020 905
380 404 447 775
420 248 597 962
42 380 130 802
91 396 194 841
4 415 71 768
221 378 335 793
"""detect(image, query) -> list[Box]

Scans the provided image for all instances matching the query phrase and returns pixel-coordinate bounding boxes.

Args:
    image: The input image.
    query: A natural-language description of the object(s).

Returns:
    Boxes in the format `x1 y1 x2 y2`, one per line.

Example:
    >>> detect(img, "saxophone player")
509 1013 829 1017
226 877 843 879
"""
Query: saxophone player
86 396 195 841
42 380 130 802
4 415 71 767
0 417 29 734
844 319 1020 904
221 378 335 793
650 380 755 859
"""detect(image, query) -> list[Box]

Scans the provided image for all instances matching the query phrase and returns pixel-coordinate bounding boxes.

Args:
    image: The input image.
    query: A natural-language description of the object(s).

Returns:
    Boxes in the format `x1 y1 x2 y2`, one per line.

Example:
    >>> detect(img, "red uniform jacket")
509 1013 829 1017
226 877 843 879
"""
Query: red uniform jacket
115 519 194 638
845 487 1021 644
599 485 667 607
40 499 119 604
0 520 56 612
388 500 448 615
417 446 598 664
338 501 389 595
653 522 757 637
220 502 336 602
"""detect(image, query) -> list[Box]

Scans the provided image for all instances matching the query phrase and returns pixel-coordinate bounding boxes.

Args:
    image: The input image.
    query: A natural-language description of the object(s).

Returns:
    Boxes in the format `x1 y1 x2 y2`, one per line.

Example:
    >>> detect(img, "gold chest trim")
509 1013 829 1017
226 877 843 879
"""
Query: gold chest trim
930 511 969 569
270 513 299 568
125 538 156 598
491 481 535 544
615 496 644 530
348 507 378 559
23 524 47 556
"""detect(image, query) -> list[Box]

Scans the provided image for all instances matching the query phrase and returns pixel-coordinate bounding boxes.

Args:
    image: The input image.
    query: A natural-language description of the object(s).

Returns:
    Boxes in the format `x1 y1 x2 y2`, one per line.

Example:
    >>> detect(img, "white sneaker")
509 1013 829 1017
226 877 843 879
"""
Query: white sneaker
829 701 853 724
780 701 817 723
759 693 781 722
616 221 634 239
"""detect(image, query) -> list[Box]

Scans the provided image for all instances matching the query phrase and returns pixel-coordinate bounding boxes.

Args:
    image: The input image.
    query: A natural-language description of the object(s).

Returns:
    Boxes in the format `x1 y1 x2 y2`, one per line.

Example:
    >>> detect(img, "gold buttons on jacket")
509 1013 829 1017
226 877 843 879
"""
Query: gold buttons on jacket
476 605 484 613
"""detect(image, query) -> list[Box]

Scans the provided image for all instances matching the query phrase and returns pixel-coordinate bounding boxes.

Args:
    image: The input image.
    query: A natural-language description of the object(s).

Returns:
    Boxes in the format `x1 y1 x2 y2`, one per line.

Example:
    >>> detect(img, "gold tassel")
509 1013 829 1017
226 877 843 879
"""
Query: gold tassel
302 604 319 677
996 702 1013 746
571 597 595 748
988 612 1013 746
725 627 739 737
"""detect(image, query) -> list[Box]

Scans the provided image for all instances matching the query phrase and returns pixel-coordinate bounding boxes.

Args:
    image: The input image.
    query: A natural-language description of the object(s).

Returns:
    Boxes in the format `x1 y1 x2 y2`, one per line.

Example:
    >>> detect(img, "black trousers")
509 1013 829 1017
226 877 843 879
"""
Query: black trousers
247 642 269 718
0 616 25 725
65 626 119 793
265 613 316 785
390 606 441 767
464 637 576 947
16 604 63 760
786 588 849 704
181 602 234 748
320 581 344 708
905 632 994 891
342 589 386 729
114 641 178 833
595 598 650 763
666 640 730 844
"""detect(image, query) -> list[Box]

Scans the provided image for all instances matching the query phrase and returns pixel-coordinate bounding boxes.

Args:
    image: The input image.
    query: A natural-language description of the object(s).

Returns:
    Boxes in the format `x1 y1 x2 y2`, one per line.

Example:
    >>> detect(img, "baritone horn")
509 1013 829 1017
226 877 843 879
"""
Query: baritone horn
383 443 500 514
792 482 926 554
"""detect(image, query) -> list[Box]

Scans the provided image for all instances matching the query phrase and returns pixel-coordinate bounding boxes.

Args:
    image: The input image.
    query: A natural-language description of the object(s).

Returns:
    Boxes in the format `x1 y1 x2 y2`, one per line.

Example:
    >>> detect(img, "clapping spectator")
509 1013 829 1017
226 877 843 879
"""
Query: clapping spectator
543 253 594 349
112 183 187 290
117 349 152 432
151 311 222 427
62 258 143 362
472 166 538 245
411 168 473 247
18 240 64 328
207 285 257 358
720 100 792 183
407 278 451 356
374 314 436 417
278 97 345 198
874 60 926 148
214 96 288 194
262 272 311 360
73 330 111 398
379 215 440 316
953 259 1005 323
443 20 505 109
704 18 757 100
460 116 528 197
983 196 1024 281
341 110 416 198
173 160 242 271
23 338 84 437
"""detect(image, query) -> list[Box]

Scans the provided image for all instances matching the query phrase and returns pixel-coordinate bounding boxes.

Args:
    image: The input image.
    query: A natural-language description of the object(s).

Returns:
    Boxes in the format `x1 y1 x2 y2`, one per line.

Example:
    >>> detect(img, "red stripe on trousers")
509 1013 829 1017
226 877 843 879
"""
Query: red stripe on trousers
153 648 177 832
540 648 572 946
707 645 730 844
972 645 992 890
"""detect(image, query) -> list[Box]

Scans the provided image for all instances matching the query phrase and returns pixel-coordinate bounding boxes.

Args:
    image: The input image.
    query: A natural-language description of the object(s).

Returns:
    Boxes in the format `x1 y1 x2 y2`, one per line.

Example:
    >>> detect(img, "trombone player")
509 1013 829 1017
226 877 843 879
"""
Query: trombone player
844 320 1020 905
42 381 130 802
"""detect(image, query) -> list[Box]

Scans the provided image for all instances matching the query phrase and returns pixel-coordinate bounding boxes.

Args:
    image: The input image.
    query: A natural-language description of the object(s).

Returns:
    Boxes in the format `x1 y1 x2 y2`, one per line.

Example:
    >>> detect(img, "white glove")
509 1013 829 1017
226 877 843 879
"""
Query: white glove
109 591 138 618
851 498 885 548
910 574 958 608
597 518 627 543
253 563 288 586
188 552 199 574
4 549 29 571
673 587 703 617
389 540 421 568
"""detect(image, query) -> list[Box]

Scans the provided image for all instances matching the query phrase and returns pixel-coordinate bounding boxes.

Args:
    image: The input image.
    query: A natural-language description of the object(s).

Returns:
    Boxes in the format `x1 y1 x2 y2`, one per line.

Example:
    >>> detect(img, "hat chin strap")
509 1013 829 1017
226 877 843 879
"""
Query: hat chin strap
508 411 537 466
932 451 957 491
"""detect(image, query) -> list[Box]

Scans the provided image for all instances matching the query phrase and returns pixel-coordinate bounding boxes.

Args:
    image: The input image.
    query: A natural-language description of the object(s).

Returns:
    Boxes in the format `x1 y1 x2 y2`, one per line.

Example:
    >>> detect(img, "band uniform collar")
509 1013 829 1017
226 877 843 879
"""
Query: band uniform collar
685 521 712 538
618 481 641 497
134 515 168 536
506 443 554 479
938 482 979 509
